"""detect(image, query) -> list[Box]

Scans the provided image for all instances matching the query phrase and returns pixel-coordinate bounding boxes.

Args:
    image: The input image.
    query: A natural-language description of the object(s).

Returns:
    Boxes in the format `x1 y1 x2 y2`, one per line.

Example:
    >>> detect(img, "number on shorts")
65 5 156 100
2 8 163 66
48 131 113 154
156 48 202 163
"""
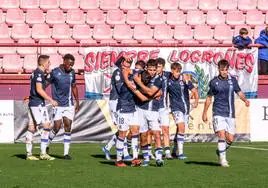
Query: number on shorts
118 117 124 125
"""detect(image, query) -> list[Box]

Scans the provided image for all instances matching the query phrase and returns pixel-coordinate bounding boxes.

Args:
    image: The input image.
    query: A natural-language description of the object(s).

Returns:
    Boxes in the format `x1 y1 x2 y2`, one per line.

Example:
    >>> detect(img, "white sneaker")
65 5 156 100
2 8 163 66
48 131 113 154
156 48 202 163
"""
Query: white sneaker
220 159 230 168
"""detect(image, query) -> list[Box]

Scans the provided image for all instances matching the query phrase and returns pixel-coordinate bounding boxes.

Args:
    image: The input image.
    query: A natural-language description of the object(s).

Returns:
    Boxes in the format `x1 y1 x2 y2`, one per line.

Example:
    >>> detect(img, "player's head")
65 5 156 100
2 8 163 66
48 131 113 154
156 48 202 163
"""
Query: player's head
121 57 132 70
146 59 157 77
38 55 50 71
156 57 165 74
63 54 75 72
218 59 229 78
141 71 152 86
170 62 182 78
239 28 249 39
135 60 146 71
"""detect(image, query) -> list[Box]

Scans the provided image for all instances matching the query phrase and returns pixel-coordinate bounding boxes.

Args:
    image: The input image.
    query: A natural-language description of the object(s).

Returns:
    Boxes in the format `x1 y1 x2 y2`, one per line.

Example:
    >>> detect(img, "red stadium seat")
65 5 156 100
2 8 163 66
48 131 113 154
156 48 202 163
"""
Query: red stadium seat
226 11 245 27
214 24 233 42
0 23 10 39
0 0 19 10
25 9 45 26
133 24 153 40
106 10 126 26
179 0 198 12
141 39 159 44
86 9 106 27
0 38 16 55
234 25 253 38
92 24 112 41
218 0 237 12
202 39 219 44
238 0 257 12
120 0 139 11
139 0 159 11
66 9 85 26
52 24 72 41
46 9 65 26
0 10 4 24
6 8 24 25
154 24 173 41
39 39 58 54
80 0 99 11
126 9 146 26
11 23 31 40
17 39 37 56
166 10 186 27
246 10 265 26
174 25 193 41
58 39 78 55
32 24 51 40
194 25 214 41
161 39 178 44
72 24 92 41
40 0 59 11
206 10 225 27
60 0 79 11
23 54 38 73
20 0 39 10
100 39 118 44
121 39 138 44
186 10 205 27
199 0 218 12
113 24 133 41
100 0 120 10
159 0 179 11
254 25 266 38
182 39 199 44
49 54 62 69
147 10 166 27
257 0 268 12
2 54 23 73
72 54 84 73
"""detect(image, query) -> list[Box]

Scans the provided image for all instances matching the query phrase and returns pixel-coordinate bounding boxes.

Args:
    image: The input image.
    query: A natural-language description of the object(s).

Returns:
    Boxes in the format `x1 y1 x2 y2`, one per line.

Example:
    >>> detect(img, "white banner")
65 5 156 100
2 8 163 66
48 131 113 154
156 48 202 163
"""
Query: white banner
0 100 14 143
82 47 258 99
250 99 268 141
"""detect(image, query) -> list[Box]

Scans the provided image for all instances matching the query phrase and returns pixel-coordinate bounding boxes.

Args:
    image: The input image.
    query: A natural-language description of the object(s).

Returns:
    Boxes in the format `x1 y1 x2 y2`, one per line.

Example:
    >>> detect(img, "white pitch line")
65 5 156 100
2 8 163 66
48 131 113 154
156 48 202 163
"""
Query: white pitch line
232 146 268 151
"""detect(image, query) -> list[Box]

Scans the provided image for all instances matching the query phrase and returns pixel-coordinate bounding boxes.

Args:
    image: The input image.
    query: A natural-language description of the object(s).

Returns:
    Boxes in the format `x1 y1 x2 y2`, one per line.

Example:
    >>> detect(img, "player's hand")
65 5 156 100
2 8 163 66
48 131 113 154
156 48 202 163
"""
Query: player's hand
50 100 58 107
75 102 80 113
202 113 208 124
192 101 198 108
245 99 250 107
133 74 141 83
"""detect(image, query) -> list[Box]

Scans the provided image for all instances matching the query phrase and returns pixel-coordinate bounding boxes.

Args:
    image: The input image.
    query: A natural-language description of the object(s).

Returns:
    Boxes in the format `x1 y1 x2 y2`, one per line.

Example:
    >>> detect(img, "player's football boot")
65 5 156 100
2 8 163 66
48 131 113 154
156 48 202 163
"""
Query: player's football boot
131 159 141 167
123 155 133 161
220 159 230 168
40 153 55 161
102 147 111 160
115 161 127 167
149 153 156 160
64 155 72 160
141 160 150 167
26 155 39 160
156 159 164 167
165 153 173 160
178 154 187 160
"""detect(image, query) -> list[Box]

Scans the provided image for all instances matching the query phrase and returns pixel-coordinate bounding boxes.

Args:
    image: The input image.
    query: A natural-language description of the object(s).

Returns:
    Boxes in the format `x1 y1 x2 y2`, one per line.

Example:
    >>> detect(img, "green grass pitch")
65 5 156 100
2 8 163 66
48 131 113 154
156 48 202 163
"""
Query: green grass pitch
0 142 267 188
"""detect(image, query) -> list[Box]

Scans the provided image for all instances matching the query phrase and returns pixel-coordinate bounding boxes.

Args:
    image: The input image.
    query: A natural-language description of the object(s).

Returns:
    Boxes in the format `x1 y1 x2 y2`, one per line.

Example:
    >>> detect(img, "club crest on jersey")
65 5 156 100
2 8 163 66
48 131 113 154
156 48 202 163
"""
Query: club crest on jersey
228 79 233 85
115 75 120 81
180 80 184 85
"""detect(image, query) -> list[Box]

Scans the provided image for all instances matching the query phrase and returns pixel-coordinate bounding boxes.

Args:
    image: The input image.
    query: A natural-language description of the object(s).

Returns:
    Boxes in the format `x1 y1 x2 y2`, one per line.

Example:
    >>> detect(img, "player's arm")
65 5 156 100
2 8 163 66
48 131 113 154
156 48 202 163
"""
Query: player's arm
36 83 57 107
183 75 199 107
122 68 136 91
133 75 159 97
132 89 149 102
71 72 80 112
202 95 212 123
191 87 199 108
233 77 250 107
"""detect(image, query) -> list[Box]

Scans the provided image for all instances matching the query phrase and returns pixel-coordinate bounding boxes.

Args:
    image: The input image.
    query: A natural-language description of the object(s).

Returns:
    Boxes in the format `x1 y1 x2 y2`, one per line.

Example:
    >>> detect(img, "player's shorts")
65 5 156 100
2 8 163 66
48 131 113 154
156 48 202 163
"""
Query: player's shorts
213 116 235 135
158 108 170 126
53 106 75 121
117 110 140 131
29 105 50 125
172 111 189 126
138 108 161 133
109 99 118 125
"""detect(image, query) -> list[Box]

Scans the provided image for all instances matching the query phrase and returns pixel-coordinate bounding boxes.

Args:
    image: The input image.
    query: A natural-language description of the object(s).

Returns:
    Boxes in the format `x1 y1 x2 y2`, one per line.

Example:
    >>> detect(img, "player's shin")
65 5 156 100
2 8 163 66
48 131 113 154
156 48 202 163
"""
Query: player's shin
26 130 34 156
40 128 50 154
64 132 71 156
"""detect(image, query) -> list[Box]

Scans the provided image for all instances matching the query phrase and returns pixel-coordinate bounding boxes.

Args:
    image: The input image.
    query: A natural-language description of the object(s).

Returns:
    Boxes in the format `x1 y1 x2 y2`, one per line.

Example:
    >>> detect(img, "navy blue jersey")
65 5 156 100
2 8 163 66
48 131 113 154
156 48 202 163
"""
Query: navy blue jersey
29 68 47 107
137 75 162 111
116 71 136 113
207 75 241 118
109 68 120 100
47 66 76 107
159 71 170 109
232 35 252 50
168 75 194 114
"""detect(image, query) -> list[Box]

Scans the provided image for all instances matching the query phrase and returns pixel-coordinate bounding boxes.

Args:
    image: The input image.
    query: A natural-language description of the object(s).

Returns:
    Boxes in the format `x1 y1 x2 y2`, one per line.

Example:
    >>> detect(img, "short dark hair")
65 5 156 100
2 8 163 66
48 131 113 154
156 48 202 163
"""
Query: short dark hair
38 55 50 66
156 57 165 67
63 54 75 62
141 71 151 86
239 28 248 35
147 59 157 67
171 62 182 70
218 59 229 68
135 60 146 69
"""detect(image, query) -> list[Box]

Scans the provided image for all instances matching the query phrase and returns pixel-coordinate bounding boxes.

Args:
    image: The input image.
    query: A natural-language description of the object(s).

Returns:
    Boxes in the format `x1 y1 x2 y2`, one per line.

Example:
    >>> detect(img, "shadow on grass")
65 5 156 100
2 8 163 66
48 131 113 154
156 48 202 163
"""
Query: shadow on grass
12 154 27 160
49 154 65 159
185 161 220 166
91 154 116 159
100 161 116 166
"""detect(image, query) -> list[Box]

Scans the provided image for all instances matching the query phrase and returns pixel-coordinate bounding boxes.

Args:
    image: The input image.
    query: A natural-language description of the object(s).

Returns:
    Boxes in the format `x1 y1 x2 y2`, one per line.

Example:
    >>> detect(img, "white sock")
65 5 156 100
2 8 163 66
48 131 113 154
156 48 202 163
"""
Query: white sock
116 137 124 162
131 135 139 159
123 138 130 157
141 145 149 162
64 132 71 156
40 128 50 155
177 133 184 155
148 144 153 156
164 147 171 155
218 139 226 161
105 134 117 151
26 131 34 156
155 147 163 160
